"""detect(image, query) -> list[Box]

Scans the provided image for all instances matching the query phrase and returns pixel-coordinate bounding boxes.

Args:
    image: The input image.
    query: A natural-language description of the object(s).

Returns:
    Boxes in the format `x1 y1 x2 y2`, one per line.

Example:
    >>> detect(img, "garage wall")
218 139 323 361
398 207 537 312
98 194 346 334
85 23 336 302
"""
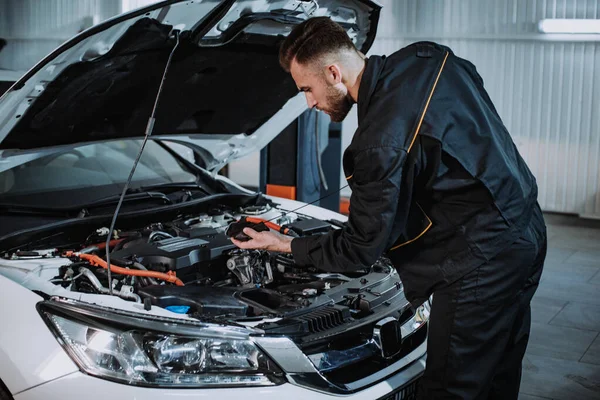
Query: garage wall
122 0 162 12
0 0 8 37
6 0 120 37
2 0 598 217
339 0 600 218
0 0 162 71
0 0 121 71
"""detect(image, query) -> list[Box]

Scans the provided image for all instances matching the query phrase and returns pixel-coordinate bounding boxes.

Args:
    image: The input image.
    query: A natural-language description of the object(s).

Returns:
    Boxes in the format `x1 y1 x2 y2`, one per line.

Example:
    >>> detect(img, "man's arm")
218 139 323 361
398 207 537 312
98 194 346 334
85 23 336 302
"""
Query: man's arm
292 146 409 271
233 145 413 272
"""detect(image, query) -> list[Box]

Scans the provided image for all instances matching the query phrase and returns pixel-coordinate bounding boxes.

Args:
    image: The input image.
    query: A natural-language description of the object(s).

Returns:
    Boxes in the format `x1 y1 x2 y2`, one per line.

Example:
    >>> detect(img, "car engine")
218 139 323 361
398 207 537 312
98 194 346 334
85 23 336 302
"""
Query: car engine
39 204 363 321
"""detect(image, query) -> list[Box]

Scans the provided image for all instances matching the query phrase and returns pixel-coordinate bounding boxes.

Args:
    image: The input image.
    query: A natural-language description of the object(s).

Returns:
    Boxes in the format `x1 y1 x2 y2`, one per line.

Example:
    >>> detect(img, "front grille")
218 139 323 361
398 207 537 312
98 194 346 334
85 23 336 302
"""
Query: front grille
377 378 420 400
322 323 427 385
297 305 350 333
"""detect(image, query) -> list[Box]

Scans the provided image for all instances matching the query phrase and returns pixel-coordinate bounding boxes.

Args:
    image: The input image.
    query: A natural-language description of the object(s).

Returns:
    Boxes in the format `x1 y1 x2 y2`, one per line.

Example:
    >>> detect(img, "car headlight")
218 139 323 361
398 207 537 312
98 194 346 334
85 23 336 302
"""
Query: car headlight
38 300 284 388
414 296 431 325
401 296 431 338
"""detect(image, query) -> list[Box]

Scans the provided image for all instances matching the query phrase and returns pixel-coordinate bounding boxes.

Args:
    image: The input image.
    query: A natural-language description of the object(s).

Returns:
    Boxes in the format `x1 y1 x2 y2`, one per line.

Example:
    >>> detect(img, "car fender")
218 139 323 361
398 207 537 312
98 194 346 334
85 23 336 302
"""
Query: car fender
0 274 78 395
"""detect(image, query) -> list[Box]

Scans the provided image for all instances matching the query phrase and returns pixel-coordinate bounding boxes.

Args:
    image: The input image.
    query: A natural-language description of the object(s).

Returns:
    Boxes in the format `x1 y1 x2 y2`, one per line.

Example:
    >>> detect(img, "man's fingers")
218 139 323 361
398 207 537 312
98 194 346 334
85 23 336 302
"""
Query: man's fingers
231 237 253 248
230 229 291 253
242 227 262 239
231 228 264 249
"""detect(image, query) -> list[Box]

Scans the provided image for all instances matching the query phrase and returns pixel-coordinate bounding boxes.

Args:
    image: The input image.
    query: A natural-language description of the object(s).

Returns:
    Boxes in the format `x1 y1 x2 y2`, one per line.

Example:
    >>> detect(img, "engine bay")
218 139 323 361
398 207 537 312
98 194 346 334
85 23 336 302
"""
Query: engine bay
0 196 408 339
53 203 337 312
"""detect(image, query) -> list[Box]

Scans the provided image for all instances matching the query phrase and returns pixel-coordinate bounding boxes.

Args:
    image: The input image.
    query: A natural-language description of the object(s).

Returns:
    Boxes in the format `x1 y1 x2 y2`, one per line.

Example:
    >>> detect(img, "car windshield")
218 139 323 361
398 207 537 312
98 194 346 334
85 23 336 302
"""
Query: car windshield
0 140 197 199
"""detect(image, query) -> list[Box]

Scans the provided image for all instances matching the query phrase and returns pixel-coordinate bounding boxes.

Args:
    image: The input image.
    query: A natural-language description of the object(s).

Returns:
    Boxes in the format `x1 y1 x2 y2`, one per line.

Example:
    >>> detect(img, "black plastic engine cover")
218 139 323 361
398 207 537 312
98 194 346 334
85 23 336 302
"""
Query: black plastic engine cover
284 218 332 235
110 231 235 271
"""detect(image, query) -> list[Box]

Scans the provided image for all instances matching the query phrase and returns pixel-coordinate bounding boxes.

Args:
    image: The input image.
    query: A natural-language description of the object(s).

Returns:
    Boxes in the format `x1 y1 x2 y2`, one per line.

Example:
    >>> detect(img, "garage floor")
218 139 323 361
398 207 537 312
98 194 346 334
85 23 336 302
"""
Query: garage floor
519 213 600 400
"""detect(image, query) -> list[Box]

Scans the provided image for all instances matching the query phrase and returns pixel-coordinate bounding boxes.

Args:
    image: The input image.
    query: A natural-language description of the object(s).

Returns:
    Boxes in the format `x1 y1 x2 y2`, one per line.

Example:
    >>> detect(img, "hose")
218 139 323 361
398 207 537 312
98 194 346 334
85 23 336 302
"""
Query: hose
79 246 100 254
78 267 141 303
148 231 174 242
131 262 160 286
64 251 184 286
88 238 125 250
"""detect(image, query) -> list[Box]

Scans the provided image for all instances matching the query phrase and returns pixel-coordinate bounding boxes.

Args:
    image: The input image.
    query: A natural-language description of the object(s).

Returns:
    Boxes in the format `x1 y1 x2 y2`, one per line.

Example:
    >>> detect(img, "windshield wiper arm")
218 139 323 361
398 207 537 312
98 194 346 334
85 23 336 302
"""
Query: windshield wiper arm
136 181 211 195
84 191 173 208
0 204 75 218
0 191 172 218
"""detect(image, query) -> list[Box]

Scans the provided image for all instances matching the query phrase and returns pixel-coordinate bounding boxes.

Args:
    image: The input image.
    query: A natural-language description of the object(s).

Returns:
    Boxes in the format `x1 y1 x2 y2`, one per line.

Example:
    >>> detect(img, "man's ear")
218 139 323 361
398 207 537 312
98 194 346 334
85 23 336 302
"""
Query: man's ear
324 63 343 85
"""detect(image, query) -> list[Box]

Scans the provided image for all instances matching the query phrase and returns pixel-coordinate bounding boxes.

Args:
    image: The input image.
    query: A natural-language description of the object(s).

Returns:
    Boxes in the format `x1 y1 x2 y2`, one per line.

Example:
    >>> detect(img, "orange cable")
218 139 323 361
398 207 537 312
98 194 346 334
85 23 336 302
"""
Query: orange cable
64 251 184 286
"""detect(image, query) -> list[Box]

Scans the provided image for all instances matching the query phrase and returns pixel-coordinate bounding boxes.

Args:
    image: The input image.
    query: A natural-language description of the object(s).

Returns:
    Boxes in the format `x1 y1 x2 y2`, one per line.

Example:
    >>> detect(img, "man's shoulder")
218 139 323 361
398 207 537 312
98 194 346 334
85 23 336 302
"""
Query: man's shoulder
380 41 450 65
354 42 453 152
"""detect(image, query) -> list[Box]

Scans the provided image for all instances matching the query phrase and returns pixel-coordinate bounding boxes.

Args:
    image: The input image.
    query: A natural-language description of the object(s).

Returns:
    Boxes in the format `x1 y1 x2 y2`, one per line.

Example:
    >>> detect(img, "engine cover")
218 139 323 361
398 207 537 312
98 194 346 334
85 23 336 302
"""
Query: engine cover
111 230 235 271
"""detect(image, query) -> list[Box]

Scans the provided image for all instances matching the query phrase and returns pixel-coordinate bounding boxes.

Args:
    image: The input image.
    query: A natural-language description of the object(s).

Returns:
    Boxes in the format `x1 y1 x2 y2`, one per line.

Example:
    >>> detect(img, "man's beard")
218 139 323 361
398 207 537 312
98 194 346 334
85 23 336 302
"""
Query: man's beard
324 84 354 122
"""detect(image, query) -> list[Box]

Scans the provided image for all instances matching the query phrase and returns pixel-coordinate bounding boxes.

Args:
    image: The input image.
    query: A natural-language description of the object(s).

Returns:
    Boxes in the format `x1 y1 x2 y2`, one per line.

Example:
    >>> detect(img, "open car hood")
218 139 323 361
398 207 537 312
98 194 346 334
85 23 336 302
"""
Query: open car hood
0 0 381 172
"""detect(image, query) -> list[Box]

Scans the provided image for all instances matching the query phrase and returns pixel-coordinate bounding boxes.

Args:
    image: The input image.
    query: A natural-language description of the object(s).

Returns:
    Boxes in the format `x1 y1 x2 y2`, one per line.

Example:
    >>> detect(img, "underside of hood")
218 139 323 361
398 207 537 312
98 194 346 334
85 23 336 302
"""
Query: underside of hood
1 18 297 149
0 0 381 167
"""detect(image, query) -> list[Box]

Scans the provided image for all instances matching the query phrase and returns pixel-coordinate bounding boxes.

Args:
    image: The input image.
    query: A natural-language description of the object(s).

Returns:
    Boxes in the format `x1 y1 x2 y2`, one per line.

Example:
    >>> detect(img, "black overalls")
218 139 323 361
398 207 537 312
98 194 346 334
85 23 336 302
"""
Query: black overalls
291 42 547 399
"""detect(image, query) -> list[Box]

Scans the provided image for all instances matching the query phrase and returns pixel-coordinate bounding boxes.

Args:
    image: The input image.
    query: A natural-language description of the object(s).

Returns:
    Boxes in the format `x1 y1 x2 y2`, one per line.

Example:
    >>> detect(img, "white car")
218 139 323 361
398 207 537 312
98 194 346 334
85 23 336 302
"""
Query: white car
0 1 428 399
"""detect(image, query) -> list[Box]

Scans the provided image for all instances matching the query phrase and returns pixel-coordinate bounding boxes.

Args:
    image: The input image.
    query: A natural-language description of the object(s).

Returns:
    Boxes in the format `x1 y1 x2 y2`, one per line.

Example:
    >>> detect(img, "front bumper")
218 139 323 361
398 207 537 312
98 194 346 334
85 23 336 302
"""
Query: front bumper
14 352 425 400
13 296 428 398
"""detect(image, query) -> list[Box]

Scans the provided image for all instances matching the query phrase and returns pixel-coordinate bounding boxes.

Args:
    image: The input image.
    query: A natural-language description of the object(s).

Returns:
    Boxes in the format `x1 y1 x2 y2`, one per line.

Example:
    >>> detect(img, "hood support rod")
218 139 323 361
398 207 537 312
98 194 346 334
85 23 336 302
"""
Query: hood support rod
104 30 181 295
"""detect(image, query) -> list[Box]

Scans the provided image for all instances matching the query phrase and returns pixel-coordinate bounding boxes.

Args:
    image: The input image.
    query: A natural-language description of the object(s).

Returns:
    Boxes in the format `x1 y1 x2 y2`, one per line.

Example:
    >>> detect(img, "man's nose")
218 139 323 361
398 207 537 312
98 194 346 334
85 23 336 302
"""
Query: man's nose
305 93 317 109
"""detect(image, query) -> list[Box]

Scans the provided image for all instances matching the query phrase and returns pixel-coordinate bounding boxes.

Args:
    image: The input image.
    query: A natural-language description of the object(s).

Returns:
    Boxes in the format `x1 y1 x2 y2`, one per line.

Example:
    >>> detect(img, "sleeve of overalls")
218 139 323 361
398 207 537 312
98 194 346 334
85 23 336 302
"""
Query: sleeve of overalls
290 145 413 272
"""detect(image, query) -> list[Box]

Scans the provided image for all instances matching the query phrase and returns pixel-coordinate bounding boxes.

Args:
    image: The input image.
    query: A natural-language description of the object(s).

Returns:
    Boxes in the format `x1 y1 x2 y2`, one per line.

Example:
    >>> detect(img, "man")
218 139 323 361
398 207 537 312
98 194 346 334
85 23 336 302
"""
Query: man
232 17 546 399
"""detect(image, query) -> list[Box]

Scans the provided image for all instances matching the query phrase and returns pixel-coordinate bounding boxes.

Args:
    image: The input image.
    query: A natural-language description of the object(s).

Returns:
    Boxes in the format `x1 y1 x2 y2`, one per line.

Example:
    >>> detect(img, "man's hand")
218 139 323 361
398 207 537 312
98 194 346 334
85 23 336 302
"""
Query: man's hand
231 228 294 253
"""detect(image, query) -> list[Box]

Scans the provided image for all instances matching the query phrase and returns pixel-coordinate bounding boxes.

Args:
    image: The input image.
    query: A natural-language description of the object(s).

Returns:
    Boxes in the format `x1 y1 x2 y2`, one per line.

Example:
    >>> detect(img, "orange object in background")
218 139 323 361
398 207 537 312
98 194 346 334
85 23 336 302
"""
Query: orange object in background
266 184 296 200
340 197 350 215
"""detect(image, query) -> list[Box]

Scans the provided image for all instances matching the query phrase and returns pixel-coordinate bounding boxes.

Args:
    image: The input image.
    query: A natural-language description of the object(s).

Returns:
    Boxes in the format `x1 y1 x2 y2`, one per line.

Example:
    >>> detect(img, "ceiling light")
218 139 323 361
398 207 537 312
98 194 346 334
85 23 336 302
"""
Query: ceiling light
538 19 600 34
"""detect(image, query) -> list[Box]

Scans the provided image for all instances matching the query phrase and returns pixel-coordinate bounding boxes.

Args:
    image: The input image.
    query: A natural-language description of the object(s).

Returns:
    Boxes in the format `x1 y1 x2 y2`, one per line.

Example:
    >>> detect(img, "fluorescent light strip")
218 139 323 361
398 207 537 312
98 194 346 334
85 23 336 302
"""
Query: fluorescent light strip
539 19 600 34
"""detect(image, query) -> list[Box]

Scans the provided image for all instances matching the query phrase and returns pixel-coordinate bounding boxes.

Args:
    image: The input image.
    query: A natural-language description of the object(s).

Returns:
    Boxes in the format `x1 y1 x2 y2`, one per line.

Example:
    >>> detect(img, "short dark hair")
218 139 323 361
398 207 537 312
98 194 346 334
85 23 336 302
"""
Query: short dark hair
279 17 357 72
